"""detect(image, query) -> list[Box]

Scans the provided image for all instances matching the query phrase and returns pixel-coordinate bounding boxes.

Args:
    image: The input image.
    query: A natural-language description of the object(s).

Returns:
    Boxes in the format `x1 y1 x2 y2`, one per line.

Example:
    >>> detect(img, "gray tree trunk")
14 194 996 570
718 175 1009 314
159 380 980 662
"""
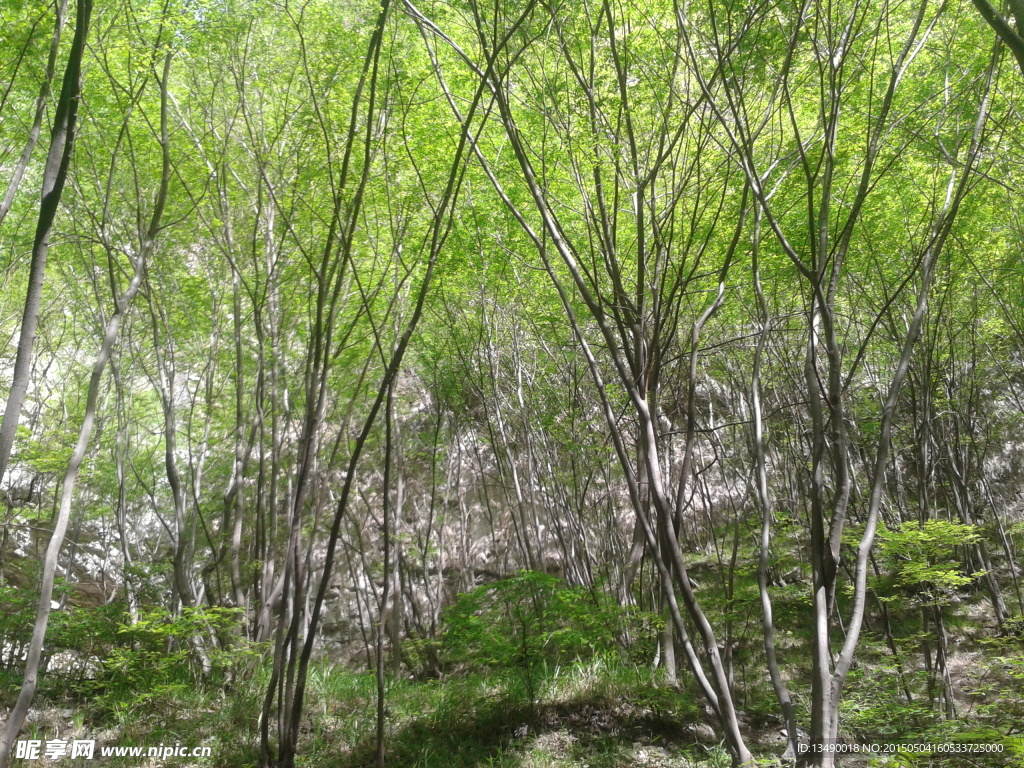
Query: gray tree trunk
0 0 91 484
0 0 68 228
0 44 170 768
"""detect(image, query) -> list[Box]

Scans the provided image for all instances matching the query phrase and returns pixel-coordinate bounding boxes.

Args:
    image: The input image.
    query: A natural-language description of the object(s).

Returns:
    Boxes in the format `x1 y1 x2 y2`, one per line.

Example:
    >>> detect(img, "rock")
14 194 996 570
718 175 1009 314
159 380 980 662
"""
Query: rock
686 722 717 743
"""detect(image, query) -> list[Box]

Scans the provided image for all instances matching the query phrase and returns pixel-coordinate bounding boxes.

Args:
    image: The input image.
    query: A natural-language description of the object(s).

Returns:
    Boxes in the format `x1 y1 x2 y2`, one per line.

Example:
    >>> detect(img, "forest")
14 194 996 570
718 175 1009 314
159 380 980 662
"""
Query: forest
1 0 1023 766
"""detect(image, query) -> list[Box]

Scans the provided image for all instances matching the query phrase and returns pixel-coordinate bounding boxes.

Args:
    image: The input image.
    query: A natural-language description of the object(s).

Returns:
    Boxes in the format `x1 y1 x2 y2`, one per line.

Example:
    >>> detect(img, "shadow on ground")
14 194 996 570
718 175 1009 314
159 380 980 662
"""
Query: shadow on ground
332 691 709 768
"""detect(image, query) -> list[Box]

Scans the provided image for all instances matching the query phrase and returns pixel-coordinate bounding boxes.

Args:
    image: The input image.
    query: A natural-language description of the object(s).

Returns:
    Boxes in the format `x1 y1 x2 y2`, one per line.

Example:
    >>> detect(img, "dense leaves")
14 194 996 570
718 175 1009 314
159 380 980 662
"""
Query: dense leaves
2 0 1024 766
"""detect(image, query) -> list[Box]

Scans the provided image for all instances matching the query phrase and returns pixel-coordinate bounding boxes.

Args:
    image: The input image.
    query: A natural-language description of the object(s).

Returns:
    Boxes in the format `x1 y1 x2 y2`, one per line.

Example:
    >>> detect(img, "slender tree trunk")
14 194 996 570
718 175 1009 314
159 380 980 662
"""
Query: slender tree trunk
0 0 68 228
0 45 169 766
970 0 1024 78
376 380 396 768
0 0 92 484
111 360 139 625
751 209 799 763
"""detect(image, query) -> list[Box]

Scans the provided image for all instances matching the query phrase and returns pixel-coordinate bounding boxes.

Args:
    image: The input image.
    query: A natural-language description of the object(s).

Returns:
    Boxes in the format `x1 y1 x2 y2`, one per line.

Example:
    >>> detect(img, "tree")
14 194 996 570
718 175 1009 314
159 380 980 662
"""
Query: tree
674 0 999 762
0 23 170 767
970 0 1024 78
0 0 68 228
0 1 1022 766
406 0 762 760
0 0 91 484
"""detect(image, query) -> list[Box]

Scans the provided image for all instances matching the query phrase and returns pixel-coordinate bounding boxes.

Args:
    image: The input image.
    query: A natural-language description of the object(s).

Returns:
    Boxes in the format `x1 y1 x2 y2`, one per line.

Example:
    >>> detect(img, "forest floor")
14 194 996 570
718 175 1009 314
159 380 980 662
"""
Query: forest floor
17 664 777 768
6 580 1023 767
15 635 1024 768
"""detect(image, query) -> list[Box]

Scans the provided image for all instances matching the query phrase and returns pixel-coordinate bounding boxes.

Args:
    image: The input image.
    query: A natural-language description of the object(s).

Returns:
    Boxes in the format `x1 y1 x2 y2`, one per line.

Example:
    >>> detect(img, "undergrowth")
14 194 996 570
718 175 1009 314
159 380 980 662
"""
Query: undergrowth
5 571 1022 767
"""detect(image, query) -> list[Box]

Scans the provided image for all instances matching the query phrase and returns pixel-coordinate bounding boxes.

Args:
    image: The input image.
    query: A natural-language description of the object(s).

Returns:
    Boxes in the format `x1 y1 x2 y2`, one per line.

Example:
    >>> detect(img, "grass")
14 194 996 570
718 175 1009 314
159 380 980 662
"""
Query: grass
12 576 1022 768
28 651 737 768
29 643 1016 768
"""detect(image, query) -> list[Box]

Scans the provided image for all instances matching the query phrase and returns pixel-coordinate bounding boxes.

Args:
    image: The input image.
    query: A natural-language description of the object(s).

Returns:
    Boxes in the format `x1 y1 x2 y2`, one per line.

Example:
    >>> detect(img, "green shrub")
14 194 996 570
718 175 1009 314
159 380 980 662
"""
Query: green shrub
78 605 254 715
841 665 937 740
0 582 39 675
871 520 985 607
439 571 656 700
